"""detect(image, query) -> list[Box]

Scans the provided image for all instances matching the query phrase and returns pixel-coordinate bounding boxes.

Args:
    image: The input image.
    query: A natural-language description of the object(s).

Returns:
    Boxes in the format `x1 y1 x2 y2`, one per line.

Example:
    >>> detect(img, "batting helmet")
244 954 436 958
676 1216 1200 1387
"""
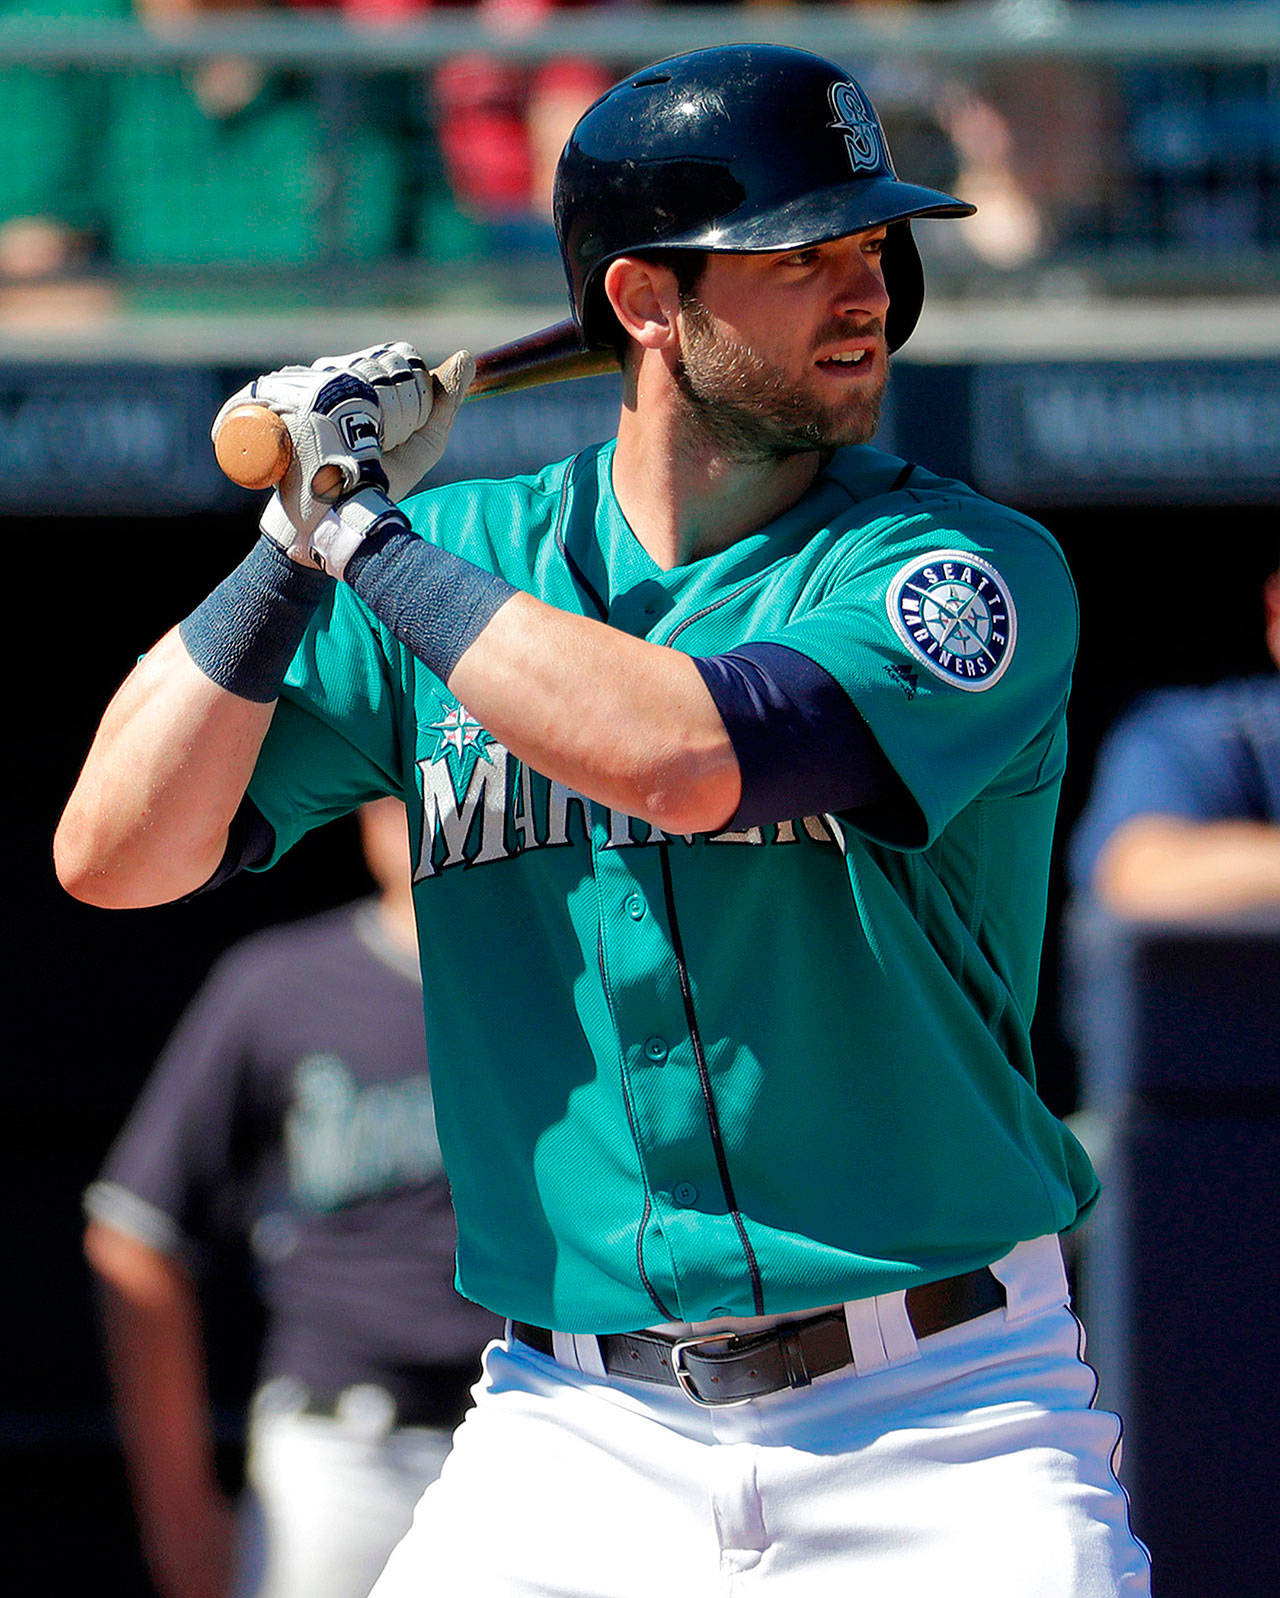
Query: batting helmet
553 43 975 354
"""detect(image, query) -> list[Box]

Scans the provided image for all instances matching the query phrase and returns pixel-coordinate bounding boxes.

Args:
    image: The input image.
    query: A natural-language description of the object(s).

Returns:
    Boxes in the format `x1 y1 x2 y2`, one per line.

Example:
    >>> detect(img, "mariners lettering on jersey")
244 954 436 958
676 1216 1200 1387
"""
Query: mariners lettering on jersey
886 550 1017 692
285 1054 444 1210
413 693 844 880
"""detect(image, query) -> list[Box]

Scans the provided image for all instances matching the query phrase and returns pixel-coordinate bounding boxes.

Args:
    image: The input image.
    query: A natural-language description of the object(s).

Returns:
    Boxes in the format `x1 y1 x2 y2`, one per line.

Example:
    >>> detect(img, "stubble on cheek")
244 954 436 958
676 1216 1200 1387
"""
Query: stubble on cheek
674 296 887 460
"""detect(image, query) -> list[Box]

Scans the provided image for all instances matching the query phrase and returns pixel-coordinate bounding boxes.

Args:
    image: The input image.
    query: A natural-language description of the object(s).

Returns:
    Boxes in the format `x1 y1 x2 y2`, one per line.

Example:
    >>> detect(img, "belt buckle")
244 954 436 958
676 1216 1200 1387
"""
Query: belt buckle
669 1330 754 1408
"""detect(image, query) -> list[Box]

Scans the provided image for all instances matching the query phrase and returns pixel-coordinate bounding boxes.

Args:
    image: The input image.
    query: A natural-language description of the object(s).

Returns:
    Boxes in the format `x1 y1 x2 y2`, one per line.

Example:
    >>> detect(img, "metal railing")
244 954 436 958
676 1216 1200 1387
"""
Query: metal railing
3 5 1279 70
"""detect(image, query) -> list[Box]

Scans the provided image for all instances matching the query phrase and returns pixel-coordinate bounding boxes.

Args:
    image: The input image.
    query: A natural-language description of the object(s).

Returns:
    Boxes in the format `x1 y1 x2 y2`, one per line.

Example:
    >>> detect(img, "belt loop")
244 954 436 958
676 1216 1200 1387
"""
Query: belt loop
551 1331 582 1372
988 1236 1068 1324
778 1326 812 1389
569 1331 607 1378
843 1295 888 1373
875 1290 920 1364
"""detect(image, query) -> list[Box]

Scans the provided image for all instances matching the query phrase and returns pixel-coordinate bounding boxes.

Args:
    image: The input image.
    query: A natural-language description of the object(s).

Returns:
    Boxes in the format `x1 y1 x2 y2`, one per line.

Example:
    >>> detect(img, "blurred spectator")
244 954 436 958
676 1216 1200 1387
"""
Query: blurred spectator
1069 559 1280 920
0 0 119 321
351 0 613 261
102 0 403 275
430 47 608 234
84 798 501 1598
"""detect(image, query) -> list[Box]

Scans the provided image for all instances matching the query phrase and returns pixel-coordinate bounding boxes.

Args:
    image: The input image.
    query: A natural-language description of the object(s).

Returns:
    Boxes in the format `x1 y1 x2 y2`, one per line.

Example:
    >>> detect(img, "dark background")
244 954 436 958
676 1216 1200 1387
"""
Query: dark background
9 400 1278 1587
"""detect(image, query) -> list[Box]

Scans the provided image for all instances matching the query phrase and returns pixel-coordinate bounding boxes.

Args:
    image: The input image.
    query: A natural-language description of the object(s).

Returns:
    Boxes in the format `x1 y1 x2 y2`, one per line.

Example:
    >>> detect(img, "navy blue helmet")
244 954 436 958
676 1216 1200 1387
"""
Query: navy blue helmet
554 43 975 353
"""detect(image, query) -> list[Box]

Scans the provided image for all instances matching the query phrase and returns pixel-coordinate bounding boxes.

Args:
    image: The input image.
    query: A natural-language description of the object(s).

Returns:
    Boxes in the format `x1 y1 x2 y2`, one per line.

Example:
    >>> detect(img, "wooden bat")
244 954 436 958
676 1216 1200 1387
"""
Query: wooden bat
212 319 618 494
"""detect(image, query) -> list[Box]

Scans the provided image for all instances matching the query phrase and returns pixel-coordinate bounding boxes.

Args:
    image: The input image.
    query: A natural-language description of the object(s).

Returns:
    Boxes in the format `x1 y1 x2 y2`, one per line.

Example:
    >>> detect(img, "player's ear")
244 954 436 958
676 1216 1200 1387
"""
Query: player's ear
603 257 681 354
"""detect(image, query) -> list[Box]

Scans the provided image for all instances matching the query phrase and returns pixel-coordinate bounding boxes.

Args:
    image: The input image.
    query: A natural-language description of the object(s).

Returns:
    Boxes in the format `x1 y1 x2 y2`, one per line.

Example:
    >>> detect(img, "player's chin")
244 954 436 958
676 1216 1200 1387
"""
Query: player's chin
819 398 884 449
808 378 886 445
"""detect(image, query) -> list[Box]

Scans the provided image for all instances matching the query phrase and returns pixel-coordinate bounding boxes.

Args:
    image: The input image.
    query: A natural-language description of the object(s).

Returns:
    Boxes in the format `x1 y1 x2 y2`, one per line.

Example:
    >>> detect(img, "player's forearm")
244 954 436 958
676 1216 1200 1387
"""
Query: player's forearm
85 1226 228 1555
1095 815 1280 919
102 1282 224 1517
55 628 274 908
424 590 741 834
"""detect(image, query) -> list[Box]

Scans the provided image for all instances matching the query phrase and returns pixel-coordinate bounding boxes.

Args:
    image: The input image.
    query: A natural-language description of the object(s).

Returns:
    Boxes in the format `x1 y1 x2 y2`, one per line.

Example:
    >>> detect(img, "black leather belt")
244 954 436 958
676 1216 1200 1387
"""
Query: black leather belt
512 1265 1005 1407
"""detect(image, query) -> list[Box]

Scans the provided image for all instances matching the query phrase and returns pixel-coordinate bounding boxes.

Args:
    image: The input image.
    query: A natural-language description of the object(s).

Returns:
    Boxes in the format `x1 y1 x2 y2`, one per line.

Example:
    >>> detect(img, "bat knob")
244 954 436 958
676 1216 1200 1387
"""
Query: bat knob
214 404 293 491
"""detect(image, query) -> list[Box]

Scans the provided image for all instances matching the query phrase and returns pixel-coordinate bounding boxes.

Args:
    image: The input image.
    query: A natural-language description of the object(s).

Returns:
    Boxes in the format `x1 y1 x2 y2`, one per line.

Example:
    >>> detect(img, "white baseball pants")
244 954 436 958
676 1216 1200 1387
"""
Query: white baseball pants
370 1237 1152 1597
232 1406 454 1598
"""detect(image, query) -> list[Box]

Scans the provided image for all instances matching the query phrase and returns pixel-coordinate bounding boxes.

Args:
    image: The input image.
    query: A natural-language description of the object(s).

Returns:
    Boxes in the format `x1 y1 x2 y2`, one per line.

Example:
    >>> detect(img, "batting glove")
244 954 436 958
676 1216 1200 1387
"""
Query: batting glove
212 364 387 564
265 348 476 581
319 345 475 504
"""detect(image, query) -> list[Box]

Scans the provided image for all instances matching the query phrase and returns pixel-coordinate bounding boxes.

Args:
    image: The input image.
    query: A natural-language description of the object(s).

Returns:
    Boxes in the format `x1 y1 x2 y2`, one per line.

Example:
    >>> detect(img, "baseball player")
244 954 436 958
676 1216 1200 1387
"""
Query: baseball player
83 798 501 1598
57 44 1153 1596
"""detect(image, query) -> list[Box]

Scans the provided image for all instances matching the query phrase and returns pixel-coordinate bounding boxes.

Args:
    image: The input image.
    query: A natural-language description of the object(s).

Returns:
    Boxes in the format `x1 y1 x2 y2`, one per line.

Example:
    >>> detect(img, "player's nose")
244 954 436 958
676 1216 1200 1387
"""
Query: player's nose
831 239 891 322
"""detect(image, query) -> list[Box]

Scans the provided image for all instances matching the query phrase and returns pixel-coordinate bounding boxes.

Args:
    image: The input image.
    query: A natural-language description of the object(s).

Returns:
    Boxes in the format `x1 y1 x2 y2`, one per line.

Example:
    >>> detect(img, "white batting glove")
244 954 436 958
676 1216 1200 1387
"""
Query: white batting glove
276 349 475 580
379 348 475 502
308 344 475 502
214 364 388 561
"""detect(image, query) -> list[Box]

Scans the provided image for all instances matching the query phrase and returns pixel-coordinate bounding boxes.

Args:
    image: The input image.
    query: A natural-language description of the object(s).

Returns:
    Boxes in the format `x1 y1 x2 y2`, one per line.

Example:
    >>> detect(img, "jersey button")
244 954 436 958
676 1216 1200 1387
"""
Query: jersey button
643 1036 669 1064
625 893 646 921
673 1182 698 1207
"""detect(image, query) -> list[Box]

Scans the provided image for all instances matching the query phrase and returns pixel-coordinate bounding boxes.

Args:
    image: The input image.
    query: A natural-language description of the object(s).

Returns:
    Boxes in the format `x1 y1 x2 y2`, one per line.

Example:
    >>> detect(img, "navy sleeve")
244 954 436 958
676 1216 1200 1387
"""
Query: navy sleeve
188 796 277 898
693 640 920 836
83 950 267 1266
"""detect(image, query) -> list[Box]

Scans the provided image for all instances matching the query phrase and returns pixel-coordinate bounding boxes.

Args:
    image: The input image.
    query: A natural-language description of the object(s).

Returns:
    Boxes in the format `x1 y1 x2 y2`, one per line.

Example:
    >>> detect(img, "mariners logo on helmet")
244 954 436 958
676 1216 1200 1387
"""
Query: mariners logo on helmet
829 80 891 176
886 551 1017 691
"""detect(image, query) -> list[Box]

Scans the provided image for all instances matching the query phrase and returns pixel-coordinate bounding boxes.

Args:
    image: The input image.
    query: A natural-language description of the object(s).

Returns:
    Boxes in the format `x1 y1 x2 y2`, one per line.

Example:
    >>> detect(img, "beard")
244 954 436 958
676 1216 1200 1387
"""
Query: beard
672 294 887 462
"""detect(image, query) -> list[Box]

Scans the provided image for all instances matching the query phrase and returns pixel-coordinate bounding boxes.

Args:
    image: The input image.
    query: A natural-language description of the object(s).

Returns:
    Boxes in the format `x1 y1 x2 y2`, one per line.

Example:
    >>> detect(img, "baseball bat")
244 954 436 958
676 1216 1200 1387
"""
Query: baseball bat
212 319 618 494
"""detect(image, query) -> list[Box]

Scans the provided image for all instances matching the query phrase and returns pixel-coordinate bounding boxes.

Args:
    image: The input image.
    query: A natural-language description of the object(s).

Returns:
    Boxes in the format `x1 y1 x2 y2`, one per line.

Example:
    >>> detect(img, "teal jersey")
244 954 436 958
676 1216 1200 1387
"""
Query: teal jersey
248 440 1096 1333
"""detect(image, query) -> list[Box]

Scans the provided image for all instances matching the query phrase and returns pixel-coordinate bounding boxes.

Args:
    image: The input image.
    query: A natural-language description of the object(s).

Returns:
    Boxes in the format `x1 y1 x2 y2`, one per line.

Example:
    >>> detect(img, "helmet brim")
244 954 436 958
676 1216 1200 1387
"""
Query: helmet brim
651 176 976 254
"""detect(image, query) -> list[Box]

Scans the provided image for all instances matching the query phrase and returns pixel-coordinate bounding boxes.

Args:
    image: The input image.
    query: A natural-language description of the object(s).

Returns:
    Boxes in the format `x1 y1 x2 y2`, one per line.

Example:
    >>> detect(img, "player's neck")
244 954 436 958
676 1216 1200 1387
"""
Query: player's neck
612 377 822 570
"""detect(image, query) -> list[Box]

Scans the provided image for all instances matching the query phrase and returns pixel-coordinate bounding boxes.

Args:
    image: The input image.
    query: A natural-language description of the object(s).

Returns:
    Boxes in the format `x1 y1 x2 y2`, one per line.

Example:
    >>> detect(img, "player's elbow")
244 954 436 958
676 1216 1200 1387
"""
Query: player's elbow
84 1220 189 1304
53 813 204 909
54 814 119 906
57 870 158 911
54 821 137 907
636 749 741 836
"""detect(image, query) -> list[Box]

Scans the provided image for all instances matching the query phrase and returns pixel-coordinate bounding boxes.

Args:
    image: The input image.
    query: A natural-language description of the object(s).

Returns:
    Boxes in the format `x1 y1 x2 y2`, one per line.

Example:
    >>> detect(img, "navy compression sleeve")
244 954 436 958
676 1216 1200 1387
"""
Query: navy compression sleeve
179 536 331 702
344 523 516 682
188 796 276 896
693 641 915 833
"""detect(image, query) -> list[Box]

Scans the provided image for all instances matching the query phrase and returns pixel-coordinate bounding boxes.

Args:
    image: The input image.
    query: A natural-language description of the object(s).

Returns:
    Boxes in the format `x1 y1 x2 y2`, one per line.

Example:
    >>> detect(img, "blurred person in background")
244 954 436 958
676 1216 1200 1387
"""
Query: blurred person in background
105 0 403 276
0 0 118 322
83 797 501 1598
1069 557 1280 920
333 0 612 258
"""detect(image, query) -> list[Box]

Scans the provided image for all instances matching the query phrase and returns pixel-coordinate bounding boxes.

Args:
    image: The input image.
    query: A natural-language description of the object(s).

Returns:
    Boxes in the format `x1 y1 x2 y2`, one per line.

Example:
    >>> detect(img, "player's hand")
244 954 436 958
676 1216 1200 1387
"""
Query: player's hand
257 349 475 579
309 344 475 502
382 347 475 501
213 364 388 563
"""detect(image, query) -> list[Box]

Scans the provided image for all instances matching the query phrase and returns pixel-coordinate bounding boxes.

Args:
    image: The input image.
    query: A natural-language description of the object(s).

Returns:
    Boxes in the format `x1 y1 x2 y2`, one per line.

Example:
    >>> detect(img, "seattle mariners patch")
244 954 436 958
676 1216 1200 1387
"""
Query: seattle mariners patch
886 551 1016 691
